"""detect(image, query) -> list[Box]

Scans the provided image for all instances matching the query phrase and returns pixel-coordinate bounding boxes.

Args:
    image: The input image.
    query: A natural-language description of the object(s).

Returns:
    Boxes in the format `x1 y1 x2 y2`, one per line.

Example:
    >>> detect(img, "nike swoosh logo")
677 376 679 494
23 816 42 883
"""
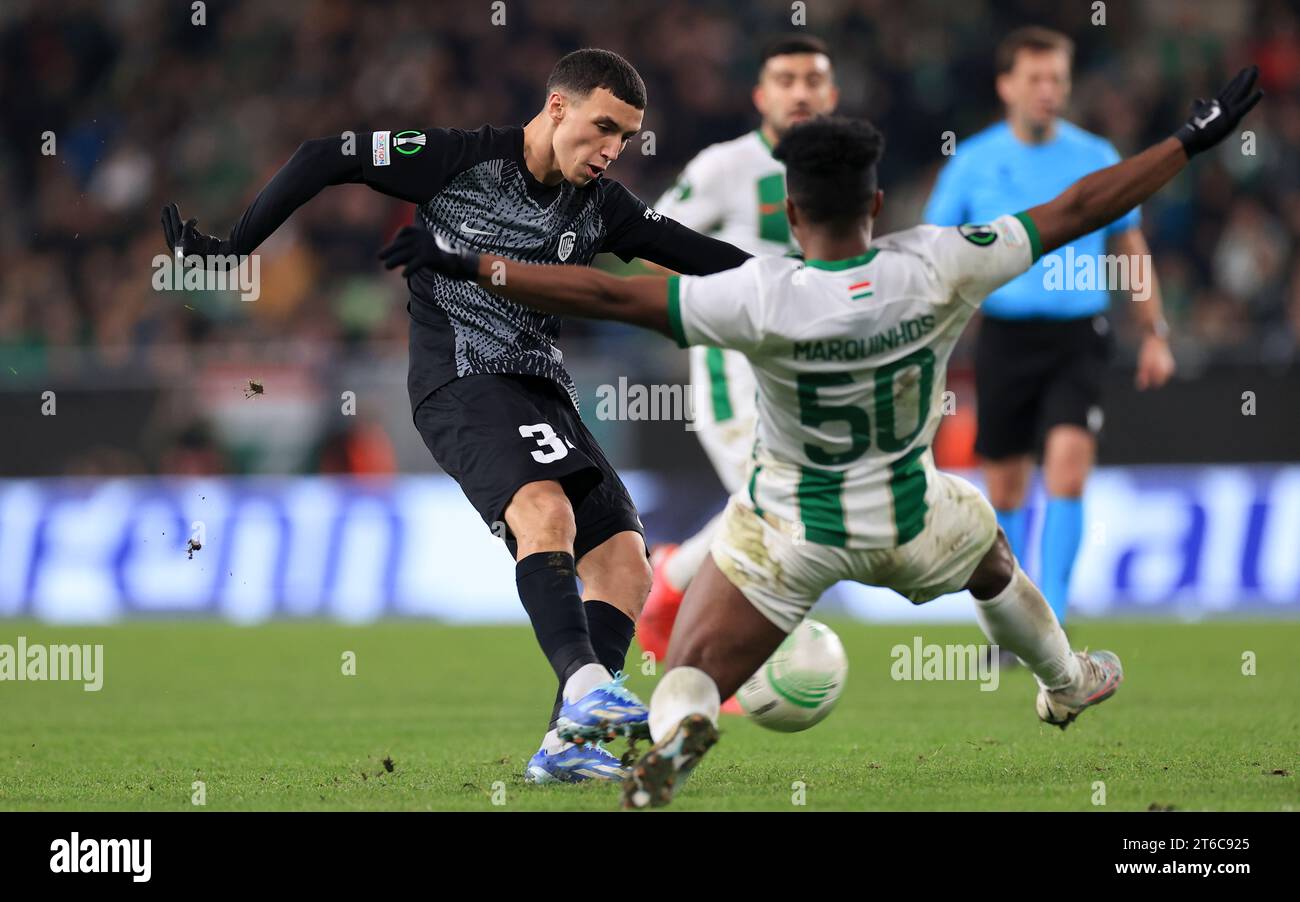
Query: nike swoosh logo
459 221 497 236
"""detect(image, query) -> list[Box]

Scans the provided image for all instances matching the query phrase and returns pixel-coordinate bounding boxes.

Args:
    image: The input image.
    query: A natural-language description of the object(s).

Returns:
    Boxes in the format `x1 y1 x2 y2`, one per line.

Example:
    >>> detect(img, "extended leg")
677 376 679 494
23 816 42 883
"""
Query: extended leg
964 528 1077 690
964 529 1122 730
662 554 788 707
623 554 787 808
637 509 725 659
536 530 651 732
506 480 610 713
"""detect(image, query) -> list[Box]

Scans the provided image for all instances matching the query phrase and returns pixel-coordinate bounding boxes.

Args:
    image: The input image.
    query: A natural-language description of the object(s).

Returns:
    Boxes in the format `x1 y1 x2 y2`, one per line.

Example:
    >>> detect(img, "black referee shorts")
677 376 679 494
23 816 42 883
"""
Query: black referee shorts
414 373 644 560
974 314 1113 460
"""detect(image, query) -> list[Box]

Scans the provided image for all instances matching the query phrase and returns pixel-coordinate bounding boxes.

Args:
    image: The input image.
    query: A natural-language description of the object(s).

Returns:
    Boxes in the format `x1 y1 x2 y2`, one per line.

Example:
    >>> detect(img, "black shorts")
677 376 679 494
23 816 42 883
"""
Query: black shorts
974 314 1113 460
414 373 644 560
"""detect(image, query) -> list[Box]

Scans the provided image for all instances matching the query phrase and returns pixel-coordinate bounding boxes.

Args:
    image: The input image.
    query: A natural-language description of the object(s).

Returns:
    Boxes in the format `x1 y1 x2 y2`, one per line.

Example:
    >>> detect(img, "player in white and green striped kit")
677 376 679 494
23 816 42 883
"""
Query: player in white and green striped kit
637 35 839 665
380 67 1262 808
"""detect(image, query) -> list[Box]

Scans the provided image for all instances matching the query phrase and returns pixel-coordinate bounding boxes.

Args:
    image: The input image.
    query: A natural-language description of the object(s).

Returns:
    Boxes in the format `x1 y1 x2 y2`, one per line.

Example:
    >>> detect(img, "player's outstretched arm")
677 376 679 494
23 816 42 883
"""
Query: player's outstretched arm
1026 66 1262 256
377 227 674 335
161 136 364 262
225 136 369 254
481 258 673 334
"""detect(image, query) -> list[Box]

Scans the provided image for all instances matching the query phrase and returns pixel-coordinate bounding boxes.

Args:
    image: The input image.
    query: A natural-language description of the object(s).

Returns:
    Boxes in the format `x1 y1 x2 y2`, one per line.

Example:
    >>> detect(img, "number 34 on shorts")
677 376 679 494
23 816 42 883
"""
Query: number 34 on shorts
519 422 576 464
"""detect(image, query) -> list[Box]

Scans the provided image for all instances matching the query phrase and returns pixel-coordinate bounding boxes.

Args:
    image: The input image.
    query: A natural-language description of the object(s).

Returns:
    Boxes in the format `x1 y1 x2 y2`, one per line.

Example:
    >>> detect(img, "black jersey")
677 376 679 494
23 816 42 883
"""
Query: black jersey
364 125 727 410
222 124 751 413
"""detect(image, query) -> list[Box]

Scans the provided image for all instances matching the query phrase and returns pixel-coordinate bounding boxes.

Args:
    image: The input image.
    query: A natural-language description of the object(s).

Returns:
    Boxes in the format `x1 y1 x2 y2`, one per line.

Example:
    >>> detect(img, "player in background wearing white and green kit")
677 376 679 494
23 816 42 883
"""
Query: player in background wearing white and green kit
377 70 1263 810
637 36 839 670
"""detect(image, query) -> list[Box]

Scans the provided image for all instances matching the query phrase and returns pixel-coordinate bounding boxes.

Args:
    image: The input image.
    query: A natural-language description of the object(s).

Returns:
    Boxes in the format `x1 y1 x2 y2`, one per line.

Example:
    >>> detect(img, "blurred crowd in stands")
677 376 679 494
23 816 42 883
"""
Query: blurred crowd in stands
1 0 1298 474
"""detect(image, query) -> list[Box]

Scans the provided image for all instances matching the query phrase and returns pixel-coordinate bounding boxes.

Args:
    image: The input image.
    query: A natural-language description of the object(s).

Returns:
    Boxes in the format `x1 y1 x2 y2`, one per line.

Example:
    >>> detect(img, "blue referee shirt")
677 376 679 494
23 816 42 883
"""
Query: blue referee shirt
923 119 1140 320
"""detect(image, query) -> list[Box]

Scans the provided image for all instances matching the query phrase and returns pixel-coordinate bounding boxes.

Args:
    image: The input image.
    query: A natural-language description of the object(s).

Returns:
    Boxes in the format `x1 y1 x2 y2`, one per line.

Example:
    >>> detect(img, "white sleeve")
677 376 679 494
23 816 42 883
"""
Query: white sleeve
653 149 726 234
666 262 765 354
929 212 1043 307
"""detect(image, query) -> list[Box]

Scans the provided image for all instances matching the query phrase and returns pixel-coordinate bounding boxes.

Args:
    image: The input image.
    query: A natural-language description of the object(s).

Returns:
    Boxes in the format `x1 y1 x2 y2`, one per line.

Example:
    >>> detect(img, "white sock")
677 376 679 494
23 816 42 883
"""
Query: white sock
539 728 570 754
664 510 725 591
973 566 1080 692
649 666 720 742
562 662 612 704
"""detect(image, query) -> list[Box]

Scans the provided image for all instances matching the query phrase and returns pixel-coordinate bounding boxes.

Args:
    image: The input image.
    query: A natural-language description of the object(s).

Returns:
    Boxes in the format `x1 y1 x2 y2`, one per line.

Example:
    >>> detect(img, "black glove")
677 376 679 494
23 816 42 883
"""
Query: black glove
1174 65 1263 158
377 225 481 280
161 202 230 260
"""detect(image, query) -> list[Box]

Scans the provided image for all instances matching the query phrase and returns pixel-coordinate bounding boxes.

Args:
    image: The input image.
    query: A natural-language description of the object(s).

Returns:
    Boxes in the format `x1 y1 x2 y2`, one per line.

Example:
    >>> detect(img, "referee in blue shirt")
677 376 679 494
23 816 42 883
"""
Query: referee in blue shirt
925 27 1176 630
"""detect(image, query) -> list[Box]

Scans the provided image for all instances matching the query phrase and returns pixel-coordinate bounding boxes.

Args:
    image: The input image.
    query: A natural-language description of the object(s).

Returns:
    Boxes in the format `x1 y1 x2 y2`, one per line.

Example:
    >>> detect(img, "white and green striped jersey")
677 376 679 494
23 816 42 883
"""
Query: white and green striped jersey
654 130 796 431
665 212 1043 549
654 129 797 257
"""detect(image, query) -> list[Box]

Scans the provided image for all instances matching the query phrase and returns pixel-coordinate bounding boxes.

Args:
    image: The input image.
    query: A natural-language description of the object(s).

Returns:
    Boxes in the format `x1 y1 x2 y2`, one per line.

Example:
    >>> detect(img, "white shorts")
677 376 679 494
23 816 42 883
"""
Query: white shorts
690 346 757 495
710 470 999 633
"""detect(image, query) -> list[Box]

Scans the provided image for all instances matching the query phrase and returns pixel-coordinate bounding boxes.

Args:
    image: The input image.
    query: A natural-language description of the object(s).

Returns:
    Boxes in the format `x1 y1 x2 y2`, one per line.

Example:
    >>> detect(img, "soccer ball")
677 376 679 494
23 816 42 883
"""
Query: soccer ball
736 618 847 732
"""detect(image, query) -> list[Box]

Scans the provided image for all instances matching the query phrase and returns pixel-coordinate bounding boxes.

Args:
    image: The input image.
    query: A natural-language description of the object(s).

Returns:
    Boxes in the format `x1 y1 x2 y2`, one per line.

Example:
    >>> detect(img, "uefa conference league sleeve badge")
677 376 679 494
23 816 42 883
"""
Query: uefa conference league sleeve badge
958 223 998 247
372 131 426 166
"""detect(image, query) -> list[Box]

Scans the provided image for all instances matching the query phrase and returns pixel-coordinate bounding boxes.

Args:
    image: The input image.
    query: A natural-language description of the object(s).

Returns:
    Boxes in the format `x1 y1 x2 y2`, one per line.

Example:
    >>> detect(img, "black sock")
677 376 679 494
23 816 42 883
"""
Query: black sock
516 552 600 695
548 599 636 730
586 599 636 675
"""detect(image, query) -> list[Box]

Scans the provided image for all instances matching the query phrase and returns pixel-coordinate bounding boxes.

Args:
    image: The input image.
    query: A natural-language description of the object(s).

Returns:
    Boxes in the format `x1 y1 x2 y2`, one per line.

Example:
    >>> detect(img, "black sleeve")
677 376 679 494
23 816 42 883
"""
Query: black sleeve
225 135 360 254
598 180 751 276
225 129 468 255
358 128 471 203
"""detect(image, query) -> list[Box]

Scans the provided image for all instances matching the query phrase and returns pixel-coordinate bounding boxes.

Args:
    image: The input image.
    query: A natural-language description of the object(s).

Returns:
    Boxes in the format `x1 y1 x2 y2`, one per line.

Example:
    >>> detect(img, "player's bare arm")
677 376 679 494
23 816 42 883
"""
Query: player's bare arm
1025 66 1262 256
480 255 673 335
375 228 675 336
1026 137 1186 256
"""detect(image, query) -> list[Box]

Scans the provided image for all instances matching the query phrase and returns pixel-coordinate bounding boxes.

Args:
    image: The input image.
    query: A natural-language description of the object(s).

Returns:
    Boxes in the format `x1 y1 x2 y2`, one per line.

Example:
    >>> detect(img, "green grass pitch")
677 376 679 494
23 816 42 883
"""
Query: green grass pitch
1 619 1296 811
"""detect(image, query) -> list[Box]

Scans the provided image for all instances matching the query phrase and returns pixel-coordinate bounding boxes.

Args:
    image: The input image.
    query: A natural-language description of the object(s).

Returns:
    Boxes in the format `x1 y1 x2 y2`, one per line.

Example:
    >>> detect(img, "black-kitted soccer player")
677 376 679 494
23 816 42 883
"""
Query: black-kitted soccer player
161 49 750 783
374 68 1262 808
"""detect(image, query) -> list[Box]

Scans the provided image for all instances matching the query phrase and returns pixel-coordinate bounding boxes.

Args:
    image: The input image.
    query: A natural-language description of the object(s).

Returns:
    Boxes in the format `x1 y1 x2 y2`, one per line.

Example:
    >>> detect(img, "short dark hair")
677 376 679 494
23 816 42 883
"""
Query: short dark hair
547 48 647 110
773 116 884 226
995 26 1074 75
759 34 832 70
